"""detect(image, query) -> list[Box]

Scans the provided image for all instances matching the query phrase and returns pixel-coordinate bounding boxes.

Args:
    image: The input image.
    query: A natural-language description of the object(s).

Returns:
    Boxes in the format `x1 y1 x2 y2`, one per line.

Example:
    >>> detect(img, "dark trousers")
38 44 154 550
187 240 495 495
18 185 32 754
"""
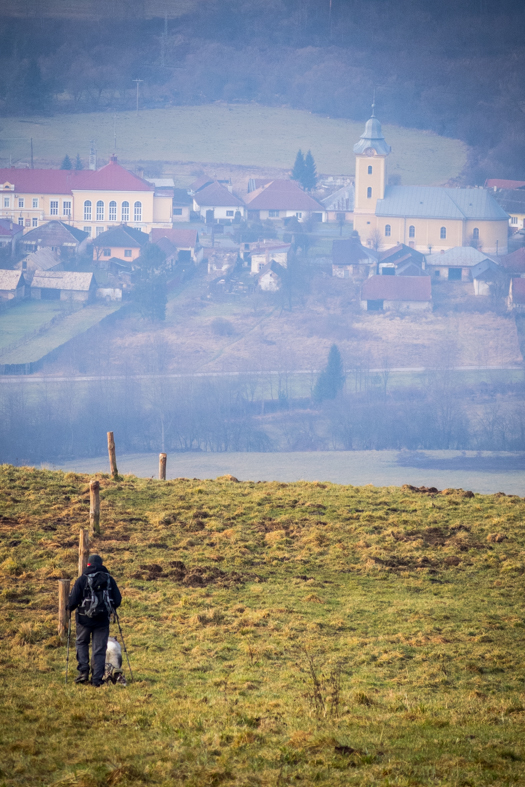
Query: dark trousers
76 623 109 684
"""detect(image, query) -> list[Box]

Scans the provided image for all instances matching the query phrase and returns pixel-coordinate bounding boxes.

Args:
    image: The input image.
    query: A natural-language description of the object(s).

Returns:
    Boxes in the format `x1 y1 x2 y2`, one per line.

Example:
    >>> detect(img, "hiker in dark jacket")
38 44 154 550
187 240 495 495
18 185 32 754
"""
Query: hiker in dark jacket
68 554 122 687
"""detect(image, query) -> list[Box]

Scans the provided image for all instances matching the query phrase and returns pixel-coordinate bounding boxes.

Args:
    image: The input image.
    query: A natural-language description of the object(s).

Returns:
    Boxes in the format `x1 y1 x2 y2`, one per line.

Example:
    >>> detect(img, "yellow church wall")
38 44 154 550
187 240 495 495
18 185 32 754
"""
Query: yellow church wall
152 195 173 225
354 153 386 212
71 190 155 233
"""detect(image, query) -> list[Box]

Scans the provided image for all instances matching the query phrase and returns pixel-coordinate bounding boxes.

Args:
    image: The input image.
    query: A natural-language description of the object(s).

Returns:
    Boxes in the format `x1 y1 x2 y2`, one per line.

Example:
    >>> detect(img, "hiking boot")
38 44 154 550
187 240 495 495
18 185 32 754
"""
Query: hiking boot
75 674 89 684
91 680 104 687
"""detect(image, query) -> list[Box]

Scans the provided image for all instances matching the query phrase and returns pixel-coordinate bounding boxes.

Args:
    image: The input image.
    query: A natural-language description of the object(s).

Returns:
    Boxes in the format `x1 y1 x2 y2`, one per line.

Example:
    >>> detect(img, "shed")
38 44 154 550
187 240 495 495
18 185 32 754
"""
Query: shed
471 259 508 296
360 275 432 312
257 260 286 292
31 270 95 302
332 235 379 278
424 246 493 281
0 270 26 300
150 228 200 263
18 247 62 273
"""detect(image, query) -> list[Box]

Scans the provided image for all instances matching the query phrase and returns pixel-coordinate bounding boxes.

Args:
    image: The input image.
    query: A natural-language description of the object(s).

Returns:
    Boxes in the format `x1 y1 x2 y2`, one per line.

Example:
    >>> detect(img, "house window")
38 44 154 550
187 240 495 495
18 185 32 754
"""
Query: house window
367 187 372 198
385 224 391 236
122 201 129 222
510 216 518 225
124 249 132 257
434 270 440 277
440 226 447 239
32 218 38 227
96 200 104 221
269 210 279 217
50 200 59 216
18 217 24 226
84 200 92 221
3 197 9 207
83 226 91 236
472 227 479 239
63 200 71 217
109 201 117 221
133 201 142 222
226 210 234 217
296 212 302 218
18 198 24 208
409 225 415 238
103 248 111 257
368 165 373 174
173 208 183 216
32 198 38 208
96 227 104 236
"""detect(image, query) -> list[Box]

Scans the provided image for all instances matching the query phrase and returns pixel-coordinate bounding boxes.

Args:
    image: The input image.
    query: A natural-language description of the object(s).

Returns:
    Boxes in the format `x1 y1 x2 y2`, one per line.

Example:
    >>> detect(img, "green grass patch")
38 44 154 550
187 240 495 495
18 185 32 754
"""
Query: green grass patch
0 301 67 352
0 467 524 785
2 105 466 185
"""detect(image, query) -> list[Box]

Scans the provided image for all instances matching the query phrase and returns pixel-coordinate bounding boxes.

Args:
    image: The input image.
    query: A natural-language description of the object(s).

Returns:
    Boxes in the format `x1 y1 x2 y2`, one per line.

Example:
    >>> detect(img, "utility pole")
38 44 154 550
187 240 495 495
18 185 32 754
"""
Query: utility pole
113 114 117 151
133 79 143 114
30 138 34 169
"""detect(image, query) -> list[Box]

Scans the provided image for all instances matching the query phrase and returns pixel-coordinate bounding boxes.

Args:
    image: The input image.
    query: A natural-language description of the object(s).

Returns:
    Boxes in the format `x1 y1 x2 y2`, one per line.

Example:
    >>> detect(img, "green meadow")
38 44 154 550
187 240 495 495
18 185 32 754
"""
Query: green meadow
1 105 466 185
0 466 524 786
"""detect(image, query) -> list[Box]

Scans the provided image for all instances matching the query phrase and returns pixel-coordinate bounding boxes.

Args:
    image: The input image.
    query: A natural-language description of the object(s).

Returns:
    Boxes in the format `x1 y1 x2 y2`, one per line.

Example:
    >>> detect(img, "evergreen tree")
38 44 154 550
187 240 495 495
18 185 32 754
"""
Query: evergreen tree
313 344 345 402
74 153 84 170
21 59 50 112
303 150 317 191
291 149 305 183
60 155 72 170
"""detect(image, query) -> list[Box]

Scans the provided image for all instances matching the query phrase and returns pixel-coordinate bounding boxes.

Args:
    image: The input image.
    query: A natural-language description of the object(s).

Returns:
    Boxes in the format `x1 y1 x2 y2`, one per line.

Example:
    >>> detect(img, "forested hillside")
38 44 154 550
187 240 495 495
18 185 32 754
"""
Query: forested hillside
0 0 524 182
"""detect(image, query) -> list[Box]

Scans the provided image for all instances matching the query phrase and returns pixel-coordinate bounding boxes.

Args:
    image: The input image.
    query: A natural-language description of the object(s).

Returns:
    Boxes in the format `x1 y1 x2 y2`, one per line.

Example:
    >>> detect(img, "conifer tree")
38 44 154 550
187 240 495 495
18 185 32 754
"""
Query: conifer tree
60 154 72 170
313 344 345 401
303 150 317 191
291 149 305 183
74 153 84 170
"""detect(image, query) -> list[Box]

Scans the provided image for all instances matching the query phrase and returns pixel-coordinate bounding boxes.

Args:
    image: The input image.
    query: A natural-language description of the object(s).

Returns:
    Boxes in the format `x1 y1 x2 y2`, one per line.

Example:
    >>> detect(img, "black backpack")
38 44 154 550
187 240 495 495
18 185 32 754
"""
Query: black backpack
79 571 114 618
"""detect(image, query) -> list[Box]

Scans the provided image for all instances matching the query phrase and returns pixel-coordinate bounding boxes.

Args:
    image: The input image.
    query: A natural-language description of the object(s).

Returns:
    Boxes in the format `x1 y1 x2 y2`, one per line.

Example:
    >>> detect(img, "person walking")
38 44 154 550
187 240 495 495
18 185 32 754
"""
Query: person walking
67 554 122 687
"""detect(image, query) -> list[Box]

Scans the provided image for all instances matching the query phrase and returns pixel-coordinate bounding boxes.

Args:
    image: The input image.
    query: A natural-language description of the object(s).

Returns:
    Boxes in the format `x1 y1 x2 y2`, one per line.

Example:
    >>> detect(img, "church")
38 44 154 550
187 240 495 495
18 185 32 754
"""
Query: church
352 110 509 255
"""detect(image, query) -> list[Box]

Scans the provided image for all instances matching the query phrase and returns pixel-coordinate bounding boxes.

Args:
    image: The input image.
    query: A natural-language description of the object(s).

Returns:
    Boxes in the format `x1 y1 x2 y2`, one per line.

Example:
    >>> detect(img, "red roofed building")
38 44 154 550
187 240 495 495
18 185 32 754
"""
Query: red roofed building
0 155 172 236
485 179 525 190
150 228 201 264
244 180 325 223
498 247 525 276
360 274 432 312
508 277 525 310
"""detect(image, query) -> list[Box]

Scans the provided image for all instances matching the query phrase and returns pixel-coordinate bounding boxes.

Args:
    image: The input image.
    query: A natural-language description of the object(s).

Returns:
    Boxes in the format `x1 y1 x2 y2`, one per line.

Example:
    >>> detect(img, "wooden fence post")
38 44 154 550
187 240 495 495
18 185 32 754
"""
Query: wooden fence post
107 431 118 479
159 453 167 481
89 480 100 535
79 528 89 576
58 579 70 638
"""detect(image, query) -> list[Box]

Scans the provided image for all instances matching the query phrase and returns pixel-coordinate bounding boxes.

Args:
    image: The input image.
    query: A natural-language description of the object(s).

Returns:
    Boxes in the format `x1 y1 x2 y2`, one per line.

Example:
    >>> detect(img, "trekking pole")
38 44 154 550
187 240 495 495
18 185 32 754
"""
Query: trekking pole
65 612 72 685
115 612 134 682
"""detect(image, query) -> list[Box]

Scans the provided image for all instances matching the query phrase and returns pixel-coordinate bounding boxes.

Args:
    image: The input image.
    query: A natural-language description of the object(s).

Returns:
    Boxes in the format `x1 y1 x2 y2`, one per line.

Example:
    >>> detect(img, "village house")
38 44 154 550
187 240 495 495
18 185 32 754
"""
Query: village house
332 234 379 278
507 277 525 310
0 270 27 300
377 243 425 276
488 188 525 232
352 109 509 253
92 225 149 264
206 249 239 276
150 228 201 264
192 181 245 223
471 258 508 296
17 247 62 273
424 246 496 281
498 247 525 278
19 220 89 258
360 275 432 312
0 155 172 237
172 188 193 222
0 219 24 255
257 260 286 291
244 179 325 223
30 270 96 302
246 240 291 274
321 183 354 222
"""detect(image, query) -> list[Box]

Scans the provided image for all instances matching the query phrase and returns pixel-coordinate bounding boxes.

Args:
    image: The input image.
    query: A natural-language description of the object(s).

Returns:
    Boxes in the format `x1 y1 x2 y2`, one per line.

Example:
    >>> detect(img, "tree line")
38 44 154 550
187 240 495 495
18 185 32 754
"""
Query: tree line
0 0 524 181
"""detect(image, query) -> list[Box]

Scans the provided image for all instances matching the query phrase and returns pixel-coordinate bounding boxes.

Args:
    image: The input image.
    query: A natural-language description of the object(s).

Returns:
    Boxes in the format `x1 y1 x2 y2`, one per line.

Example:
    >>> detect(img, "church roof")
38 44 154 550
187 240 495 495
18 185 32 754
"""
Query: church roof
353 113 391 157
376 186 509 221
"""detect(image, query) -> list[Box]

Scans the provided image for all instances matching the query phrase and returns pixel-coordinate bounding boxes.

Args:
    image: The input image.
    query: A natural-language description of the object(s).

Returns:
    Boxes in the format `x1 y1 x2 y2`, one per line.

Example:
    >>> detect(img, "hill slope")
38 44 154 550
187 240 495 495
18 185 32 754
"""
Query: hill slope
0 467 524 786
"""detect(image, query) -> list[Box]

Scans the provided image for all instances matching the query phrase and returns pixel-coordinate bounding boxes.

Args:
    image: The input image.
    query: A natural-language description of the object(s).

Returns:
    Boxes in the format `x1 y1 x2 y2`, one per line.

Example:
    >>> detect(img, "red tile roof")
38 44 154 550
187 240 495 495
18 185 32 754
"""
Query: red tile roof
245 180 323 211
499 247 525 274
150 228 198 247
485 179 525 190
511 277 525 304
361 275 432 301
0 158 153 196
193 181 244 208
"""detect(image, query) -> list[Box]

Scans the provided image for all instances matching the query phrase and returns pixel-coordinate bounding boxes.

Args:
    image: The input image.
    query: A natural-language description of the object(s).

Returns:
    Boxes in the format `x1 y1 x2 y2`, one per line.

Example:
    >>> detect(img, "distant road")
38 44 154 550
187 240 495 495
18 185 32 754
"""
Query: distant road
0 366 522 384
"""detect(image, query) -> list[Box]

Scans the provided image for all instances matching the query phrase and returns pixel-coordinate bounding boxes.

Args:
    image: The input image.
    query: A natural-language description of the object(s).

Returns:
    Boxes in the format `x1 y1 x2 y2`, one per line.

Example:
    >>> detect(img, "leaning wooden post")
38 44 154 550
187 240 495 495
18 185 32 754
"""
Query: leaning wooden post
107 431 118 479
89 480 100 535
58 579 70 638
78 528 89 576
159 453 167 481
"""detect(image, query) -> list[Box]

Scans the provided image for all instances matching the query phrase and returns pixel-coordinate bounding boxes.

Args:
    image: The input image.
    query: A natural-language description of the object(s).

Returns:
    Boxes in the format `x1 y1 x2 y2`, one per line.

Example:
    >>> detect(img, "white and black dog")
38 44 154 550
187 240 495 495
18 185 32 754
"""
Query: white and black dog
103 636 127 685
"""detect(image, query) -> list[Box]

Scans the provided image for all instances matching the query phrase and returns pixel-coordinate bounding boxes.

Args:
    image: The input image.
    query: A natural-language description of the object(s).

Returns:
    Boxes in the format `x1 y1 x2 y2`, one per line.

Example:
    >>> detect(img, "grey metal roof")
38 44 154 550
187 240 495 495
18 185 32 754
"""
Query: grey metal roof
0 270 24 290
376 186 509 220
425 246 492 267
353 115 391 156
31 271 94 291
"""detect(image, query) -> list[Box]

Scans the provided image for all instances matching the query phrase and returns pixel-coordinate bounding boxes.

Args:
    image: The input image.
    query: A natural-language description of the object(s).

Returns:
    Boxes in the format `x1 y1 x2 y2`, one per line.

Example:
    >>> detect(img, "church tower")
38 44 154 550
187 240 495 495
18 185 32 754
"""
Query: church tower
353 106 390 216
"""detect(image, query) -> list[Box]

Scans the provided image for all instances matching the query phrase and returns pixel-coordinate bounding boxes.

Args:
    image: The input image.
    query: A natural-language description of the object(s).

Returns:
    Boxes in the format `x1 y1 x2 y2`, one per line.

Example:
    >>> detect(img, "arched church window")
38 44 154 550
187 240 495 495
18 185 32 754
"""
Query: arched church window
385 225 391 237
368 165 373 174
473 227 479 240
96 200 104 221
122 201 129 222
409 225 415 238
83 200 91 221
440 226 447 239
367 187 372 198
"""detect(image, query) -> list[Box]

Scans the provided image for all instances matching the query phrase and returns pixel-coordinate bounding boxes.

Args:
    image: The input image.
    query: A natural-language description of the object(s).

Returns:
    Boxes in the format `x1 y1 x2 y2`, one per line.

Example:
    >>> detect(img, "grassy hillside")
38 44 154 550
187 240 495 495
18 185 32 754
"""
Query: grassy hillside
0 105 467 185
0 466 524 786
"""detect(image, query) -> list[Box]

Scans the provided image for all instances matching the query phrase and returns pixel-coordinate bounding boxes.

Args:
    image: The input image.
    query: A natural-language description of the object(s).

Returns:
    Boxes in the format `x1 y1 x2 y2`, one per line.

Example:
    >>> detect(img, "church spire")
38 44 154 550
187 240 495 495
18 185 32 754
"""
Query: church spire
353 104 391 157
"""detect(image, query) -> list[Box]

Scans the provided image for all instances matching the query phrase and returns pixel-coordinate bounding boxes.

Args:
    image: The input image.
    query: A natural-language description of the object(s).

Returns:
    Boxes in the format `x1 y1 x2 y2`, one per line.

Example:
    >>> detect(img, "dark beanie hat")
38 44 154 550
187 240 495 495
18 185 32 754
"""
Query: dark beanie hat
87 554 103 567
